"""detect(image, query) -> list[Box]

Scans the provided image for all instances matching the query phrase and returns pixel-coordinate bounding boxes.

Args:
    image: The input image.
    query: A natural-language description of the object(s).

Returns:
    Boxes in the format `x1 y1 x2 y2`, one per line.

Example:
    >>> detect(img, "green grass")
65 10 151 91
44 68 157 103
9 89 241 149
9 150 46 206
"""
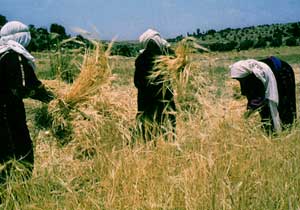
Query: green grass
33 51 82 82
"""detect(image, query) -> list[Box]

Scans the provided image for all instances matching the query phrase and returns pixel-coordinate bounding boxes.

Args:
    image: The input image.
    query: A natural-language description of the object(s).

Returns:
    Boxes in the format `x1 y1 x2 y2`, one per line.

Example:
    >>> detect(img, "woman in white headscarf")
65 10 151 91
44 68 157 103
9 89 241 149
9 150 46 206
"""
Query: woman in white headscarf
0 21 54 182
230 57 296 133
134 29 176 141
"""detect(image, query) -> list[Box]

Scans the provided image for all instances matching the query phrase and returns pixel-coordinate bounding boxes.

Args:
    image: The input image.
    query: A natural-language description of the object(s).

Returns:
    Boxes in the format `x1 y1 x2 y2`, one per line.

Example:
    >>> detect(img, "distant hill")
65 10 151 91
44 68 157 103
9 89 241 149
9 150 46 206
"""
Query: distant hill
172 21 300 52
113 21 300 56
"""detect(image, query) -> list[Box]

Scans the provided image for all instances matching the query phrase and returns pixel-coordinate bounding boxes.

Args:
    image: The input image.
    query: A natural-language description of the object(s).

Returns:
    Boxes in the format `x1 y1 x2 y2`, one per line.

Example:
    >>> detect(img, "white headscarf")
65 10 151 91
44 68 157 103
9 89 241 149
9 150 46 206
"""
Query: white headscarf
0 21 35 68
139 29 170 53
230 59 282 132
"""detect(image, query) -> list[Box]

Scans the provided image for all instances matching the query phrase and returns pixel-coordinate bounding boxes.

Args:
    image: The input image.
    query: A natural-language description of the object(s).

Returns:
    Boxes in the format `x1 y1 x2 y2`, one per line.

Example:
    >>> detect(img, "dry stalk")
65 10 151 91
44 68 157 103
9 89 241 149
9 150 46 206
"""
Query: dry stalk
63 40 113 107
47 40 114 142
152 37 209 92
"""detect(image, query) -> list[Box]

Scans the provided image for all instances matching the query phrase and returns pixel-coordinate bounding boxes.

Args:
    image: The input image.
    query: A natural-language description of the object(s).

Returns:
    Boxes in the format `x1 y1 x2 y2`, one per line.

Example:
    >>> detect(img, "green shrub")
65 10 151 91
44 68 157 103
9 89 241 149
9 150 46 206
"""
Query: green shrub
254 38 267 48
239 39 254 50
285 37 298 46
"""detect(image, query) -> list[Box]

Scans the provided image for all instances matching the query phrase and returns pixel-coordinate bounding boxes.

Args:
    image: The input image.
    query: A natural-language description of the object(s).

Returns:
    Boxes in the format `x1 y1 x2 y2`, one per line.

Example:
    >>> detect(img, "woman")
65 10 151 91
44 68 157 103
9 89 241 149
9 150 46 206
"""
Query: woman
0 21 54 181
230 57 296 133
134 29 176 141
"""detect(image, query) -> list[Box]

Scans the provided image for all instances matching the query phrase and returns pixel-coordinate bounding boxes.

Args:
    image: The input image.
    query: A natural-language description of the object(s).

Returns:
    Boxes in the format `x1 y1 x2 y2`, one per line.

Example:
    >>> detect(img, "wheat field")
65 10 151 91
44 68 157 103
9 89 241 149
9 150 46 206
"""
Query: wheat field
1 46 300 210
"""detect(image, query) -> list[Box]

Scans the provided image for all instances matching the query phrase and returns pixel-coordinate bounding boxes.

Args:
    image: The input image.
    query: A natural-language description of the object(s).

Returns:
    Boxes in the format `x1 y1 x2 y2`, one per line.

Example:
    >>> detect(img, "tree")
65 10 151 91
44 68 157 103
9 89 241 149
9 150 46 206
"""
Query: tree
0 14 7 27
270 35 282 47
254 37 267 48
239 39 254 50
196 28 202 37
75 35 92 48
27 25 51 51
49 23 69 49
50 23 67 38
111 43 138 57
209 41 237 52
285 37 297 46
288 23 300 37
206 29 216 36
175 35 183 42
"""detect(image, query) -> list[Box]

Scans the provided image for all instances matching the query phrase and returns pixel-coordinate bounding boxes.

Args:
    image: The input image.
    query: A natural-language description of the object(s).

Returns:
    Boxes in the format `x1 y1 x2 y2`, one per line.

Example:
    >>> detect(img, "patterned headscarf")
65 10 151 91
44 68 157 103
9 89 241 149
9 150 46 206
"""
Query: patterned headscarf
0 21 35 68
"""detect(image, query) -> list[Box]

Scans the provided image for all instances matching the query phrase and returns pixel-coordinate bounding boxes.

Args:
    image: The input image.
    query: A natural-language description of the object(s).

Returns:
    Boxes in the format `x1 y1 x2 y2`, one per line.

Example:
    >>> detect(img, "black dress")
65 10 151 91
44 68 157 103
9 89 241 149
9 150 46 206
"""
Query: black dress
259 56 297 126
238 57 296 131
134 41 176 141
0 50 53 180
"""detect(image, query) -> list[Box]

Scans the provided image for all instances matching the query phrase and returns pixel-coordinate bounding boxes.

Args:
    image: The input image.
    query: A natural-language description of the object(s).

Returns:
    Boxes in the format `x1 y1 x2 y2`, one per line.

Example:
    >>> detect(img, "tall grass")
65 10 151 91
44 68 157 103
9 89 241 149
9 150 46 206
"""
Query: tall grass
1 46 300 209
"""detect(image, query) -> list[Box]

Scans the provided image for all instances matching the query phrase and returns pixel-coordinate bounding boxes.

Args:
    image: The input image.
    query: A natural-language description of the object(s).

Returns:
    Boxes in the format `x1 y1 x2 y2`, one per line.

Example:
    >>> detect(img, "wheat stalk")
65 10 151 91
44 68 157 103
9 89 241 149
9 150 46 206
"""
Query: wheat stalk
47 39 114 141
150 37 209 95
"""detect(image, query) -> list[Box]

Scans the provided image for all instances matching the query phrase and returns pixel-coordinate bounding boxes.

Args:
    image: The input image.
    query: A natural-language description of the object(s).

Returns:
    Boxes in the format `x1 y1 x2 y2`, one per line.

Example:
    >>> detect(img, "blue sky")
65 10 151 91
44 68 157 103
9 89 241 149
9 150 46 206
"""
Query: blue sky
1 0 300 40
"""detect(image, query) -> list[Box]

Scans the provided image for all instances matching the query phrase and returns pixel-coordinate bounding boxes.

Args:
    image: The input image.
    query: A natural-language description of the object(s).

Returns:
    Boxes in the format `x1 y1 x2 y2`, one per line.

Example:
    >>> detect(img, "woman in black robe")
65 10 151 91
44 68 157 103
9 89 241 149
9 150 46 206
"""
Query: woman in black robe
0 21 54 182
259 56 296 127
230 56 296 132
134 29 176 141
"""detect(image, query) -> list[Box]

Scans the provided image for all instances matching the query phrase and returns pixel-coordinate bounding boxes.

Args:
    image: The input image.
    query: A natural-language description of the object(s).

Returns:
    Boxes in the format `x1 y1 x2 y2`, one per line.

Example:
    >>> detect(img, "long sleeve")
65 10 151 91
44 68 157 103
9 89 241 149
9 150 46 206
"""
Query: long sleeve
0 51 55 103
21 57 55 103
268 101 282 133
134 54 149 89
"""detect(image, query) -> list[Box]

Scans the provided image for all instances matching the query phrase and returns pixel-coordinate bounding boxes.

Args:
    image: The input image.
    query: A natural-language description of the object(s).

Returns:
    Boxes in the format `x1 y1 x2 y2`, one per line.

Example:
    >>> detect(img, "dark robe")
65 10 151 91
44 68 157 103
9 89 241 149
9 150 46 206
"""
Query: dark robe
238 57 296 131
0 50 53 181
259 56 297 126
134 40 176 141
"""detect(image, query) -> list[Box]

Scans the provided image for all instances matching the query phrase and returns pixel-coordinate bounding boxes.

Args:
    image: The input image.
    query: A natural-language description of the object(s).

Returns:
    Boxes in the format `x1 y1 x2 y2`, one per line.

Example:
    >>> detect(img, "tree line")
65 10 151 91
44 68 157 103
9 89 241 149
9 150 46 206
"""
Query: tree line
0 14 142 56
1 14 299 56
184 22 300 51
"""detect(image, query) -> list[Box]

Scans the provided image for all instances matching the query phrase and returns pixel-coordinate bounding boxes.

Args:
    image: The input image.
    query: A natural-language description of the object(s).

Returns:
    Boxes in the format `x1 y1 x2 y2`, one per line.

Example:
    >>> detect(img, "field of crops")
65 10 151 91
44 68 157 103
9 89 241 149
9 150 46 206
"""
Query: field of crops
1 46 300 209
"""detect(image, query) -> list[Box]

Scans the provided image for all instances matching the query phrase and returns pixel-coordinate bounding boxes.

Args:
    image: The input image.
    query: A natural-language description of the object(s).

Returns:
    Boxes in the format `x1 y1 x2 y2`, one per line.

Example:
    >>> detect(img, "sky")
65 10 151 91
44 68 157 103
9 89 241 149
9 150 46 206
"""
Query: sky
1 0 300 40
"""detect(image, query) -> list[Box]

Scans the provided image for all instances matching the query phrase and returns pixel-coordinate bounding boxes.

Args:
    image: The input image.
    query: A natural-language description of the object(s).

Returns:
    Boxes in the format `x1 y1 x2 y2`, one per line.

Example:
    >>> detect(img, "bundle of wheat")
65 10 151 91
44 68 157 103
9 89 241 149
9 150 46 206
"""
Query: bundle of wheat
47 40 113 142
63 40 113 107
151 37 209 94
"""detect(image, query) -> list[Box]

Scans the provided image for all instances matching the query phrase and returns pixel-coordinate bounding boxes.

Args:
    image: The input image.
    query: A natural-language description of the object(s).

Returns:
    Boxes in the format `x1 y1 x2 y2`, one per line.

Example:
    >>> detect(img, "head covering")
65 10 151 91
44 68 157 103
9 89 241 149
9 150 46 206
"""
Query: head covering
139 29 170 53
230 59 282 132
0 21 35 68
230 59 278 105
